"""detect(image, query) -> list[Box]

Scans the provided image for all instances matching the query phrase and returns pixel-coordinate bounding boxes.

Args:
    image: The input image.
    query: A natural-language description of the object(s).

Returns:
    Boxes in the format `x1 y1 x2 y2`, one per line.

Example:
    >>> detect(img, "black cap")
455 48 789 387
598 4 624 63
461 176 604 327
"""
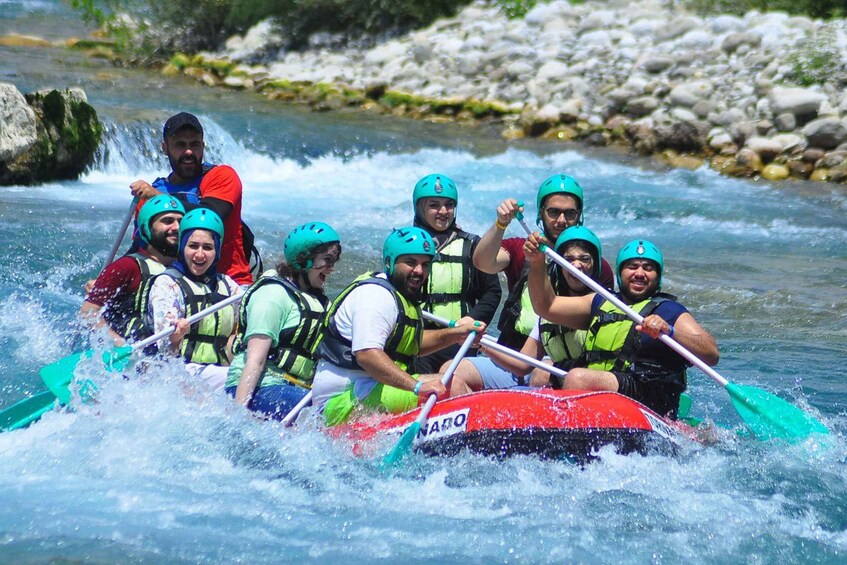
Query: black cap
162 112 203 140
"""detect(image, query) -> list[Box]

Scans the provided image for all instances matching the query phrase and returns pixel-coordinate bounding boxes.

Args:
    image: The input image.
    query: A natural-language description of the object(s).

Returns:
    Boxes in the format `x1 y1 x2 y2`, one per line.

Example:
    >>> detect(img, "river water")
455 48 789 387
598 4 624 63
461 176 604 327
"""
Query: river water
1 1 846 563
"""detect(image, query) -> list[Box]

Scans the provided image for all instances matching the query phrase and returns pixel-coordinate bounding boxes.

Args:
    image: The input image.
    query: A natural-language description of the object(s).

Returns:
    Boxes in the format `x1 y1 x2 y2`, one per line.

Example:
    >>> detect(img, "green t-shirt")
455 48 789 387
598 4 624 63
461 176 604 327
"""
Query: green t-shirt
226 282 301 388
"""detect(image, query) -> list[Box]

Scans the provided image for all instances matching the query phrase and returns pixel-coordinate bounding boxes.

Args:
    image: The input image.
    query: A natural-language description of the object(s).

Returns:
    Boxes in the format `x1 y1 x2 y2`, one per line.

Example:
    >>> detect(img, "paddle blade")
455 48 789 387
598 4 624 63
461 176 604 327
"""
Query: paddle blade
39 351 90 404
727 383 829 441
0 390 58 431
380 421 421 470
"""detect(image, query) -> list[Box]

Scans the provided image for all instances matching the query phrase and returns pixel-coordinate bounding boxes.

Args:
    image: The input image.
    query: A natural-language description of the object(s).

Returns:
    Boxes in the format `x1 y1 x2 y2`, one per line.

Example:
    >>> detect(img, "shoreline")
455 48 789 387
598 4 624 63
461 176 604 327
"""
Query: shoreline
6 0 847 189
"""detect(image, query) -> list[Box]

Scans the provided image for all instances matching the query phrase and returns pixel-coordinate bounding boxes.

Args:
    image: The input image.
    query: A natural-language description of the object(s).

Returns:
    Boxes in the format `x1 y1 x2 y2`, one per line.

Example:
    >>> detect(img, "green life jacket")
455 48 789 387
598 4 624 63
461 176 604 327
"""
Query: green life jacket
538 321 586 369
141 268 236 365
582 293 686 390
424 231 474 323
118 252 167 340
496 262 558 350
233 272 327 388
319 272 423 373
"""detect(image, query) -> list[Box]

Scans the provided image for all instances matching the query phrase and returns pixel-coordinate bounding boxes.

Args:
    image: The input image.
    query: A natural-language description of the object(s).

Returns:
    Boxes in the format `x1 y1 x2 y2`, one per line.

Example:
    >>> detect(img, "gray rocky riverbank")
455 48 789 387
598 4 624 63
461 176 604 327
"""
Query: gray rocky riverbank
178 0 847 184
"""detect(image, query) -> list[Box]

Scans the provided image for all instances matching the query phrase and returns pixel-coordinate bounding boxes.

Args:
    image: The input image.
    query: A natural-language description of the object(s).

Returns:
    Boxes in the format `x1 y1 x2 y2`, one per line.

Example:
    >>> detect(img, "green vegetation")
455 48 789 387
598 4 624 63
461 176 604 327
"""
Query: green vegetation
785 24 843 86
683 0 847 18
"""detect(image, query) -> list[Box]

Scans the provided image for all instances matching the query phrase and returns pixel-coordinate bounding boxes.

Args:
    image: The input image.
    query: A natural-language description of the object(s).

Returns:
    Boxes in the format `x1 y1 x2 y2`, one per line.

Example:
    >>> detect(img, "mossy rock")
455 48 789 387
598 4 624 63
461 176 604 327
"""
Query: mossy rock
379 90 427 109
169 53 191 70
761 163 790 181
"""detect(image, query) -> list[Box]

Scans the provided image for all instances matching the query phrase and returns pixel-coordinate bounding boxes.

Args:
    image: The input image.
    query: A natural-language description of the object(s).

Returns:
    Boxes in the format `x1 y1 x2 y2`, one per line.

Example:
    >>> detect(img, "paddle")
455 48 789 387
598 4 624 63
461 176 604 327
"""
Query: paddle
381 329 479 469
104 198 139 269
280 391 313 427
0 390 58 432
514 210 828 441
40 292 244 405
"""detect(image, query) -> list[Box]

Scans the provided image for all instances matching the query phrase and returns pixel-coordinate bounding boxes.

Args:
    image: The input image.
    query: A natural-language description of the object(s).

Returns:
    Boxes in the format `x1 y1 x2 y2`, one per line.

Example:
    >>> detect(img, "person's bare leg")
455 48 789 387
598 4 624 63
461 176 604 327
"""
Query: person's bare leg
443 359 484 396
563 368 619 392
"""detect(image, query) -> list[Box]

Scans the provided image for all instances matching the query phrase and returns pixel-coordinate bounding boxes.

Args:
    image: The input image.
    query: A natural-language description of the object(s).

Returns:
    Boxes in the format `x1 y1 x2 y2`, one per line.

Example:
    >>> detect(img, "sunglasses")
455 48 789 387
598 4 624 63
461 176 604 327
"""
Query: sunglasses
543 207 580 222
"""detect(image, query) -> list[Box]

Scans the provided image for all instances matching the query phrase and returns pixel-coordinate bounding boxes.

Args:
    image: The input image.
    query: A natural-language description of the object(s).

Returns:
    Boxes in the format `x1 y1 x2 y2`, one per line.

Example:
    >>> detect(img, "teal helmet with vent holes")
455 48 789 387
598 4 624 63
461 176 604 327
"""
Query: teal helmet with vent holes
412 174 458 213
536 174 584 227
137 195 185 244
554 226 602 281
284 222 340 270
382 226 436 275
615 239 664 291
178 208 224 242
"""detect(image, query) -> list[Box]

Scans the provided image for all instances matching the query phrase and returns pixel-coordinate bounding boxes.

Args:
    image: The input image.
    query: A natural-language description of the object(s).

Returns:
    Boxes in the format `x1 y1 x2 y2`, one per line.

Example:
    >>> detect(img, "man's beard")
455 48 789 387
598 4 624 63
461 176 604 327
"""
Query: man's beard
150 231 178 257
168 154 201 180
391 270 424 302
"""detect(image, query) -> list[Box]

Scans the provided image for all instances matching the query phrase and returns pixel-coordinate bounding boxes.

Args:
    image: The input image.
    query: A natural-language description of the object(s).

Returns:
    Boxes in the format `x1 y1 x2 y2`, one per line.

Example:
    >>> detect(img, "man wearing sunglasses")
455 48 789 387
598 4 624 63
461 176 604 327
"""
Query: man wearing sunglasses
473 174 614 351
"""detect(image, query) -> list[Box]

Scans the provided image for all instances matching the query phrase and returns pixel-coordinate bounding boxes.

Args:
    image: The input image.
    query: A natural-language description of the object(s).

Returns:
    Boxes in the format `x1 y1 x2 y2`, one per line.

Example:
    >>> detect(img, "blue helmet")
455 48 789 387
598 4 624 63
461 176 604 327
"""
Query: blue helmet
615 239 664 291
554 225 602 281
137 195 185 244
382 226 436 275
284 222 340 270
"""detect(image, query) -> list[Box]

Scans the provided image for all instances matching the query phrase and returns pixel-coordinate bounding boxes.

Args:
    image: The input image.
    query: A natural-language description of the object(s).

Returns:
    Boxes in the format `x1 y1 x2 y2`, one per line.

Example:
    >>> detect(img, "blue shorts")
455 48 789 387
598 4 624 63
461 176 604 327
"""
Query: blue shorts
225 383 309 421
465 356 526 389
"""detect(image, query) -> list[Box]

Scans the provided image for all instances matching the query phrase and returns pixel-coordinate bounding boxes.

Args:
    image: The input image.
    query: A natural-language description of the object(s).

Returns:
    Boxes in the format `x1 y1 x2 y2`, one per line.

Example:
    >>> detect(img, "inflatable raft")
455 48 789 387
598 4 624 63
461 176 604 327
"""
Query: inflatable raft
331 388 695 462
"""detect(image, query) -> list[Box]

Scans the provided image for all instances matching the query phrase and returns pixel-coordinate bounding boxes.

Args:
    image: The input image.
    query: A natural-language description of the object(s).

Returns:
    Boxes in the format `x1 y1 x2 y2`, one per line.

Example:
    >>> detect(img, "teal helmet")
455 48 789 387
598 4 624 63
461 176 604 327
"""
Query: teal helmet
615 239 664 291
382 226 436 275
284 221 340 269
137 195 185 244
536 174 584 227
178 207 224 242
412 173 458 212
554 226 602 281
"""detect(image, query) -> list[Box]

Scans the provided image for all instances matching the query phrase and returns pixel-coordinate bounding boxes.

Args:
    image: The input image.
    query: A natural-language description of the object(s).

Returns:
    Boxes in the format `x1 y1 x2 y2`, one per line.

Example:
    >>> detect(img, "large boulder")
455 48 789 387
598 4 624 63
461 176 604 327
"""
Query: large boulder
1 85 102 185
0 83 37 162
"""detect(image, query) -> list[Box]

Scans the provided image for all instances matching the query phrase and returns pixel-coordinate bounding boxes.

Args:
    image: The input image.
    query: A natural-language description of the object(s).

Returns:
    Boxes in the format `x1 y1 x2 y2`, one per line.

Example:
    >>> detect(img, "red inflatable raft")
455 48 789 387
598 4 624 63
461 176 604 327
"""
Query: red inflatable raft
331 388 696 462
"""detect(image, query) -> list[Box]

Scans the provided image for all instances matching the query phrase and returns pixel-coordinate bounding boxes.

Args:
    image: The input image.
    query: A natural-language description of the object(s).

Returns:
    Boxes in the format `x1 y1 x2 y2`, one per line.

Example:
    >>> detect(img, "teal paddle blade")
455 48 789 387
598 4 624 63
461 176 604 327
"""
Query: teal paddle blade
103 345 133 372
0 390 57 431
381 421 421 470
39 350 91 404
727 383 829 441
677 393 693 419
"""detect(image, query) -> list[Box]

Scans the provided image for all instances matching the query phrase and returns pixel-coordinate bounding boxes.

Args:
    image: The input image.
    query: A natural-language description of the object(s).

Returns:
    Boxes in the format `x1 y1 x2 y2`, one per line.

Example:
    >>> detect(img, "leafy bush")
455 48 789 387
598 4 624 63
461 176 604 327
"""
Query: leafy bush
784 24 845 86
683 0 847 18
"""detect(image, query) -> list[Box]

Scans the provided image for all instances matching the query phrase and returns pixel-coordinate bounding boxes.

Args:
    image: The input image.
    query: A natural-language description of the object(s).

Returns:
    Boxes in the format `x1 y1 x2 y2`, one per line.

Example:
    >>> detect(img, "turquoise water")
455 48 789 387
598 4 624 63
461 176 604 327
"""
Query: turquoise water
2 1 847 563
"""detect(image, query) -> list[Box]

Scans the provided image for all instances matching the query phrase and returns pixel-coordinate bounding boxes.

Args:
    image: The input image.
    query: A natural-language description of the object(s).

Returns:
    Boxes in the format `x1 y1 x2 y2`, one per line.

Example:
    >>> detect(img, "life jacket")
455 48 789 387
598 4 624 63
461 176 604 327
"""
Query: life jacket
141 268 236 365
538 321 586 370
424 230 474 324
318 272 423 373
233 273 327 388
151 164 263 280
582 293 686 389
118 252 167 340
496 262 557 350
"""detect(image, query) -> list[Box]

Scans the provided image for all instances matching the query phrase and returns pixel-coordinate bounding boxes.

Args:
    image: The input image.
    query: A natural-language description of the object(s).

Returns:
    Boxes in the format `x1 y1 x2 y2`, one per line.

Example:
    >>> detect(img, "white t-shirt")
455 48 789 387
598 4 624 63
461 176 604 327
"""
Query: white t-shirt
311 275 400 411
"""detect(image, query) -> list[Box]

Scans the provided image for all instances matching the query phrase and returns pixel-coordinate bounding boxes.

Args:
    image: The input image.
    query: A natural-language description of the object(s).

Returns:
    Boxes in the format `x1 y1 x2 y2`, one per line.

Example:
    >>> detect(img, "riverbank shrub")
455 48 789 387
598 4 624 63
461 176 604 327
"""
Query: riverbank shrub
683 0 847 18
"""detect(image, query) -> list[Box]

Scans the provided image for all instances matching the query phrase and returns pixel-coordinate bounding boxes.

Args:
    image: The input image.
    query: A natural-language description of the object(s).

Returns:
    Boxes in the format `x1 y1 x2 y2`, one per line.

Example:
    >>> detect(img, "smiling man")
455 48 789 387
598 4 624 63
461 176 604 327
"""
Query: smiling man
128 112 254 286
525 237 720 418
80 195 185 345
311 226 486 426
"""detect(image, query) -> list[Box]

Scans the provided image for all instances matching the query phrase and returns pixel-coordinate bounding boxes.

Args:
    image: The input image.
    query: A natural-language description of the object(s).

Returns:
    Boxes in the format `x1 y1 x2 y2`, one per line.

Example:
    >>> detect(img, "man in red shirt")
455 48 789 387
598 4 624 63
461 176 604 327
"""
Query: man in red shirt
128 112 253 285
80 196 185 345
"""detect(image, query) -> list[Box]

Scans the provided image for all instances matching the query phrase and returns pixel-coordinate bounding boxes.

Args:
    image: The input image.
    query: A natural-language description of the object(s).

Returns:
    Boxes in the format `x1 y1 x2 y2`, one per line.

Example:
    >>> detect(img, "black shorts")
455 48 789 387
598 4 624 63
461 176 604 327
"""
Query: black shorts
613 371 682 419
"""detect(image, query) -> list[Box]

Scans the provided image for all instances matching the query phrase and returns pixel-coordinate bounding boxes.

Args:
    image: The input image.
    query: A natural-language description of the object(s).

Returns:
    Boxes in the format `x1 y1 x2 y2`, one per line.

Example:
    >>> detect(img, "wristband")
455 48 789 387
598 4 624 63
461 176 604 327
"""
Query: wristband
413 380 423 395
668 325 675 338
495 219 509 230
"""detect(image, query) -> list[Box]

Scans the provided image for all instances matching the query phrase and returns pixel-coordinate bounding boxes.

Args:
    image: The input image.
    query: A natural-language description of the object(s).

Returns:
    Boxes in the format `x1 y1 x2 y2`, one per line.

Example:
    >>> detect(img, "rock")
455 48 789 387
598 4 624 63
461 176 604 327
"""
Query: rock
655 17 700 41
735 148 763 173
771 134 805 153
655 121 706 152
626 121 658 155
721 32 761 53
774 112 796 132
803 148 826 163
768 87 826 119
761 163 789 181
0 33 51 48
802 117 847 150
640 56 674 73
816 150 847 169
0 83 37 162
626 96 659 117
669 81 714 108
745 136 783 162
1 87 102 185
787 159 813 179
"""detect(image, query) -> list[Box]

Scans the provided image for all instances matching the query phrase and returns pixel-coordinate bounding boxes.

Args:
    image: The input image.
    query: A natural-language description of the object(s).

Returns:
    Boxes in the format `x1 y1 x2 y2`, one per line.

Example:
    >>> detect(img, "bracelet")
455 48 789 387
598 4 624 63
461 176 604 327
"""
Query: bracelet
668 325 675 338
413 380 423 394
495 219 509 230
